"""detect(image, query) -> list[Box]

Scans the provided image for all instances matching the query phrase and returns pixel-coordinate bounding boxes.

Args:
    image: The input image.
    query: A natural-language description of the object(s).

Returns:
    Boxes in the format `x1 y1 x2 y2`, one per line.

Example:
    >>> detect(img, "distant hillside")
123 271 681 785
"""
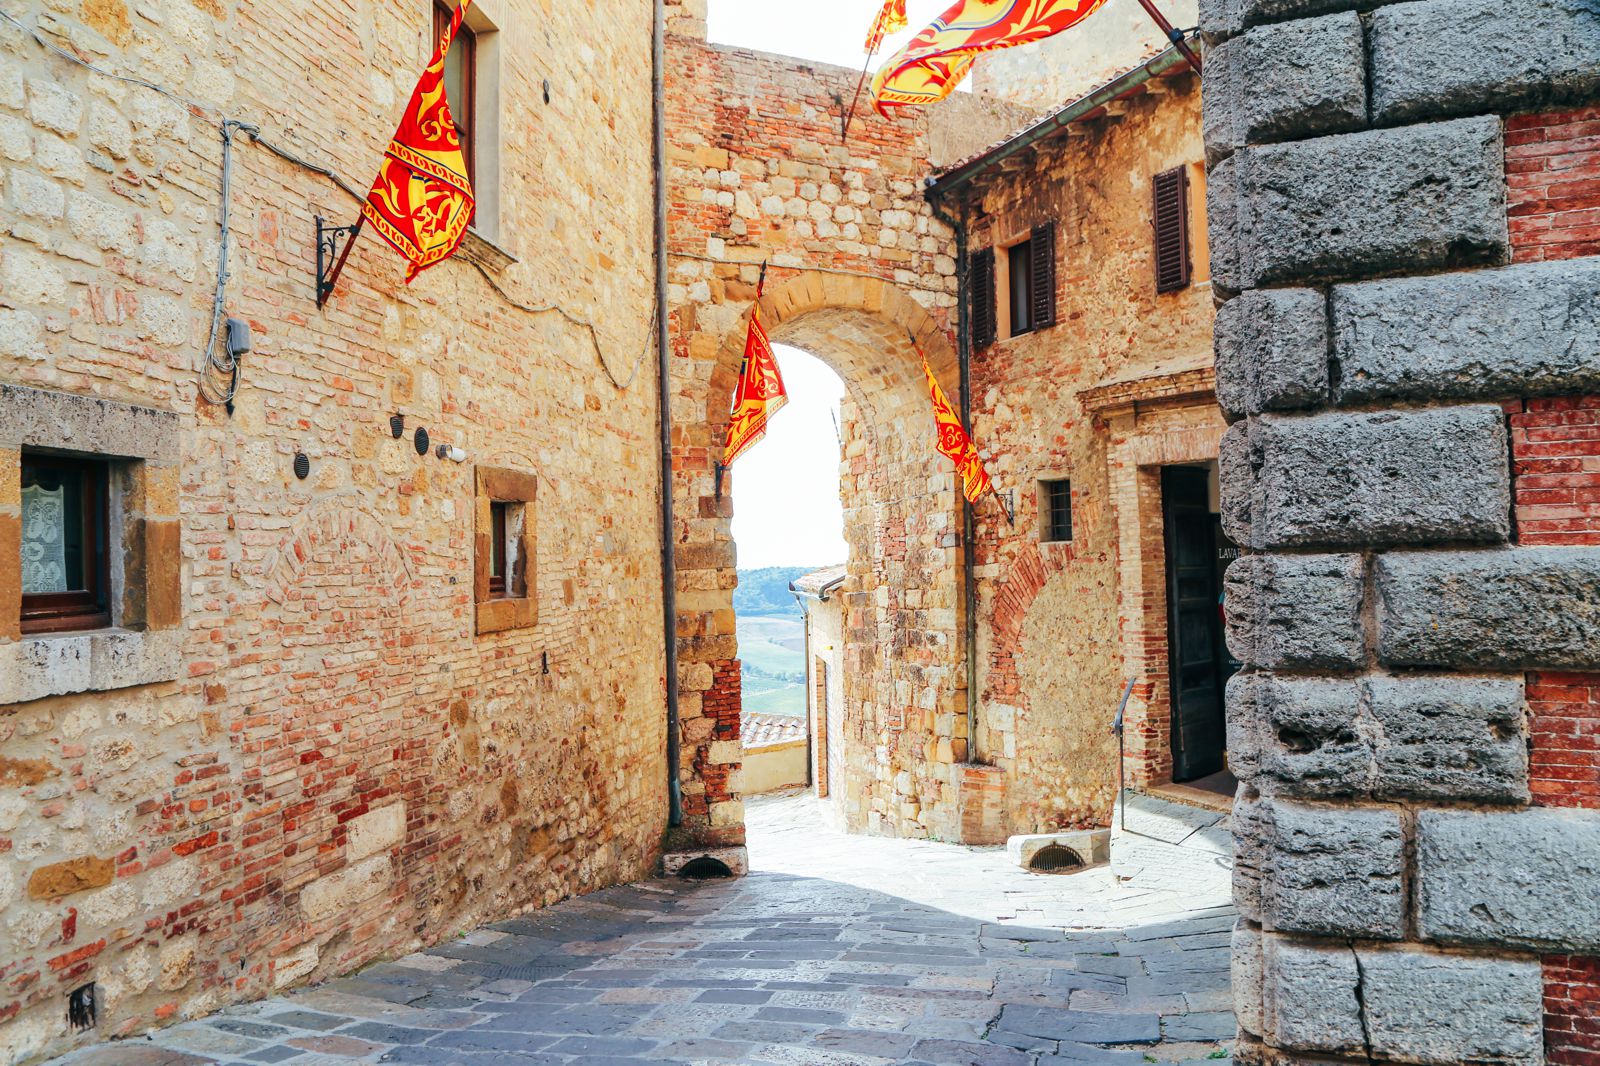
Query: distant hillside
733 566 815 618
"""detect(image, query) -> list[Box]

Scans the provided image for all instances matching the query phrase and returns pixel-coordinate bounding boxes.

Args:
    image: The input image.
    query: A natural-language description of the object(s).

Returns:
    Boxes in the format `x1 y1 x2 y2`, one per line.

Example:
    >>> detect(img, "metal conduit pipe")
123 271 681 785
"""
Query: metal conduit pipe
653 0 683 828
924 190 979 762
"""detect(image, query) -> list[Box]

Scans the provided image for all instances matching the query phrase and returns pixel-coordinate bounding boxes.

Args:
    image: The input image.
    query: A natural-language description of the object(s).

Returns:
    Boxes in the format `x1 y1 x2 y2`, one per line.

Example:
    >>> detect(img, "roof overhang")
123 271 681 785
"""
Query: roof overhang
924 43 1196 203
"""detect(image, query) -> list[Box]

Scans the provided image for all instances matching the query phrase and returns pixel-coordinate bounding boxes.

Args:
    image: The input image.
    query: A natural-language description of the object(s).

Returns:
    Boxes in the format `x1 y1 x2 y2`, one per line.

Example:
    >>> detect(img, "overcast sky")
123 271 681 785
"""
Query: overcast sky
707 1 958 74
727 346 849 570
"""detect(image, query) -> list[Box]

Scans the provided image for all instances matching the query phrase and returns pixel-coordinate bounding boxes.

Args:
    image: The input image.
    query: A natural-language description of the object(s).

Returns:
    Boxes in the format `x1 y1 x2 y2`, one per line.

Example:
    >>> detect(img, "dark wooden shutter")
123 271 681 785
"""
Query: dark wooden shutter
1029 221 1056 329
1153 166 1192 293
970 247 996 348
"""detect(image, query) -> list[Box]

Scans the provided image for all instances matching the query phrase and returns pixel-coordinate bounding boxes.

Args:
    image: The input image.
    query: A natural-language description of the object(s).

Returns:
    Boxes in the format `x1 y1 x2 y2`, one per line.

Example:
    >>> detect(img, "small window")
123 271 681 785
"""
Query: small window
1040 479 1072 543
486 500 525 600
435 1 477 204
1008 240 1034 336
1153 166 1192 293
20 454 110 634
475 466 536 634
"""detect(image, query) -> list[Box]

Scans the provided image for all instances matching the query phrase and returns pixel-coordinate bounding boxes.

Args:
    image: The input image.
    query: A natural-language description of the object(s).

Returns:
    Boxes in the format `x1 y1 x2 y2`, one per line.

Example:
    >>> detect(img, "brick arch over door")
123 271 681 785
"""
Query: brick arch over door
671 269 971 844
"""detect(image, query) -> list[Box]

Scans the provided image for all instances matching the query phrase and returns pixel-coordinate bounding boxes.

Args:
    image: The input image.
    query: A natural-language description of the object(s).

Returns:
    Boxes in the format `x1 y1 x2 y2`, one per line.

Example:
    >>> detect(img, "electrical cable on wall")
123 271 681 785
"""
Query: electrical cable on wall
2 8 653 398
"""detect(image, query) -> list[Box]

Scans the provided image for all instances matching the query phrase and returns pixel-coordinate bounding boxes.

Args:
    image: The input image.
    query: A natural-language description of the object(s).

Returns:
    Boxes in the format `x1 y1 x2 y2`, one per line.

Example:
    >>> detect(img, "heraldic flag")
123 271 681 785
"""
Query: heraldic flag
723 277 789 468
872 0 1111 114
863 0 908 52
920 351 995 505
360 0 476 283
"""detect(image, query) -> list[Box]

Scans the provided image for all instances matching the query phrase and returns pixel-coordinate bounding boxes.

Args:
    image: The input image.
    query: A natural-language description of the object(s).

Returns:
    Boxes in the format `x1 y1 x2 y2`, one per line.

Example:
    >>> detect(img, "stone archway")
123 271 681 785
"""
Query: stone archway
670 269 970 844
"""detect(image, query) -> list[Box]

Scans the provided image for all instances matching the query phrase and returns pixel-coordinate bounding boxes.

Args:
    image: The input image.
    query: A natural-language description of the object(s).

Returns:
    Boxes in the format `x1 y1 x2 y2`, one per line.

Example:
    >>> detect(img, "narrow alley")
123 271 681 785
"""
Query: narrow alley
45 795 1234 1066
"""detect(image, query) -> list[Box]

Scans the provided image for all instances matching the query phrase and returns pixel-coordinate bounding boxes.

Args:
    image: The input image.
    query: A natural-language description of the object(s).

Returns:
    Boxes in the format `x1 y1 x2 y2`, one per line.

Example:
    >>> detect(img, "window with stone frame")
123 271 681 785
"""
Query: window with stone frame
20 453 112 634
1 384 182 704
474 465 536 634
1040 477 1073 543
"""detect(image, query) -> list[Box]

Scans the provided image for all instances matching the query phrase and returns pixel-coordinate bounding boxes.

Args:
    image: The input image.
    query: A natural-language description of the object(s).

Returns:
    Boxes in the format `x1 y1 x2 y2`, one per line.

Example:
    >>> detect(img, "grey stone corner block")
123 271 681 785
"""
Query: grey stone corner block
1333 258 1600 405
1213 288 1329 420
1224 553 1365 670
1417 807 1600 952
1206 116 1508 288
1237 796 1406 939
1232 921 1266 1038
1378 547 1600 669
1258 934 1364 1053
1228 672 1529 803
1253 934 1544 1062
1356 946 1544 1065
1221 406 1511 551
1370 0 1600 125
1203 13 1367 162
0 382 181 460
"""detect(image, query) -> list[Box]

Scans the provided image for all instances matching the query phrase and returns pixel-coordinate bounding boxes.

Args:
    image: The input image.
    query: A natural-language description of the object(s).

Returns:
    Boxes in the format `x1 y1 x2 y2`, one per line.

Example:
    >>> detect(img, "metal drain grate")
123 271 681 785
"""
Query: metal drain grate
1027 844 1085 874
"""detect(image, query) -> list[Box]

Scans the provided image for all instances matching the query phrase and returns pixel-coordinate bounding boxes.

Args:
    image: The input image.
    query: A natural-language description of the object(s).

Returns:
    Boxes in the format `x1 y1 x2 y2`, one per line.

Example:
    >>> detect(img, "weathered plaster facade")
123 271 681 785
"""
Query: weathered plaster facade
0 0 666 1060
943 63 1222 836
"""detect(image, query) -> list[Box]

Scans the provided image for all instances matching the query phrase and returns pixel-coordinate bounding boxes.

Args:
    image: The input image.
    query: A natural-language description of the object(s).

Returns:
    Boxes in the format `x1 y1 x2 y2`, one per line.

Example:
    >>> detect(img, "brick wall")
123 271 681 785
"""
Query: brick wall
1546 954 1600 1066
0 0 666 1059
663 36 1022 842
964 72 1217 830
1527 673 1600 811
1507 104 1600 263
1512 396 1600 545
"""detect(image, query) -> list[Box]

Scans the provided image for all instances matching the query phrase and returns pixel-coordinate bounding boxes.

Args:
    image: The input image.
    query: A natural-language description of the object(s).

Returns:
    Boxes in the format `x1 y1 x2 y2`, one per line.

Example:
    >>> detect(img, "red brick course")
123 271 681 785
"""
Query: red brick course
1546 954 1600 1066
1511 396 1600 546
1526 672 1600 810
1506 105 1600 263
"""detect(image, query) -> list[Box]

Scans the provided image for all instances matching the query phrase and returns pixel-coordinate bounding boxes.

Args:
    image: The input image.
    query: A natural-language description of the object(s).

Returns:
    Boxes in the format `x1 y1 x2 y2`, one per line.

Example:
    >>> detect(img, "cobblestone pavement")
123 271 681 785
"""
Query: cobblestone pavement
46 793 1235 1066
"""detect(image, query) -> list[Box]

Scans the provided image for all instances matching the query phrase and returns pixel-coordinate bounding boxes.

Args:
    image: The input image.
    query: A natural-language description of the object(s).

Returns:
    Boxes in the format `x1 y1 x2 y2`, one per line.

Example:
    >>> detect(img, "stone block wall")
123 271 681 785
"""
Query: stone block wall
1207 0 1600 1058
0 0 666 1060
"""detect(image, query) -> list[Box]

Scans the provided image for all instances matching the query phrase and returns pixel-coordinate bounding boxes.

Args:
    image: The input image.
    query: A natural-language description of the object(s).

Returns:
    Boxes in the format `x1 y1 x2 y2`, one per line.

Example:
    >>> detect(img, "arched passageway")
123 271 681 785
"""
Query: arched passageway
669 270 973 844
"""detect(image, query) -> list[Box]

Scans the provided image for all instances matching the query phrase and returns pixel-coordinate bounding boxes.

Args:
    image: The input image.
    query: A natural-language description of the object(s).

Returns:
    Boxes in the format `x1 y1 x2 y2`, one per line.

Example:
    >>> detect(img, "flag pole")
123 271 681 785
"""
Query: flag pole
842 51 876 143
1134 0 1202 75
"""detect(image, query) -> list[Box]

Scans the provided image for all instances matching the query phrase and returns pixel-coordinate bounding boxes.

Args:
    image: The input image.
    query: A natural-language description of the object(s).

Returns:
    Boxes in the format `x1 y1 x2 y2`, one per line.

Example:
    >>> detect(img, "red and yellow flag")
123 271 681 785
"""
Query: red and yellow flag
360 0 476 283
864 0 908 53
723 281 789 467
920 351 995 504
872 0 1111 114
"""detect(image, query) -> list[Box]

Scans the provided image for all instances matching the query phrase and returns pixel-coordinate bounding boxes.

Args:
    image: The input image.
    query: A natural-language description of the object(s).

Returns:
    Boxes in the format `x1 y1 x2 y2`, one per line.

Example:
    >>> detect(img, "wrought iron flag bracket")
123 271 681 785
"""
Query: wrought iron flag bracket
315 215 363 309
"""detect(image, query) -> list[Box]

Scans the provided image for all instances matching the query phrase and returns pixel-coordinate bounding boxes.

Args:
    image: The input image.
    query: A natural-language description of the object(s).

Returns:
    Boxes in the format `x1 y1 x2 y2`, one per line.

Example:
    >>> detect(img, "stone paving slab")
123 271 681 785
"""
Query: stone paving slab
43 793 1234 1066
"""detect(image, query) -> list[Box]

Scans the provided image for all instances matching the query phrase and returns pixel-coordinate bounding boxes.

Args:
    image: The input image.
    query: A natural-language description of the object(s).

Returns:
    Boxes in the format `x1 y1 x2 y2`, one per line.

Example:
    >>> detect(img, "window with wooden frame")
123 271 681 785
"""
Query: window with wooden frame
1153 166 1192 293
20 453 111 634
434 0 477 201
1040 478 1072 544
475 466 536 634
972 221 1057 345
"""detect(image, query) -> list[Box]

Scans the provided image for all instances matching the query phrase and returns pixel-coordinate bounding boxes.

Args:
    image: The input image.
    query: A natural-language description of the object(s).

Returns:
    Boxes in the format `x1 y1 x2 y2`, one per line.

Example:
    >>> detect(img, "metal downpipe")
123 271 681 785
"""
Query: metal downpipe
653 0 683 827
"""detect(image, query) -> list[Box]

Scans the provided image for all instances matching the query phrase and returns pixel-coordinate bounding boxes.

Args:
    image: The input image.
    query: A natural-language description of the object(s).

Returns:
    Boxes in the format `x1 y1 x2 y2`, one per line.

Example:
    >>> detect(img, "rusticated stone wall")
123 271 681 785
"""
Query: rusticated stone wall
1206 0 1600 1058
0 0 665 1061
